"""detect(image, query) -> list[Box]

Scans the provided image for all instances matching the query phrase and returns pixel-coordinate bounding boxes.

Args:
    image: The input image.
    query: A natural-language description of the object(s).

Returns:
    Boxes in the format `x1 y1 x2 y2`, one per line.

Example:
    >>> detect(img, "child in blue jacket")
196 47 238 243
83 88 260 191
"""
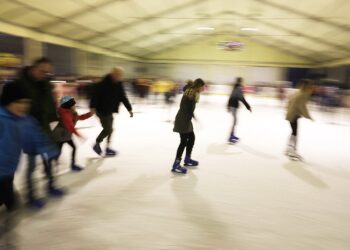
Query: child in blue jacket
0 83 58 213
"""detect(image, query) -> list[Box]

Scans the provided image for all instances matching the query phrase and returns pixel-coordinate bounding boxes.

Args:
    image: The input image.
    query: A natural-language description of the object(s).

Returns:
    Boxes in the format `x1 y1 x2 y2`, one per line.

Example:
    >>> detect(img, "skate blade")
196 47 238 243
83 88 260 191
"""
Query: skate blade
289 156 302 161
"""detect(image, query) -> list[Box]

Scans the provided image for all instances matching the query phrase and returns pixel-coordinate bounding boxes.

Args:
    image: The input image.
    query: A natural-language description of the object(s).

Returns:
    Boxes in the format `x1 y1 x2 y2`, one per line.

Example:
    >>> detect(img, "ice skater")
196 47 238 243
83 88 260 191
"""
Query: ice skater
227 77 252 143
15 57 64 208
0 83 58 228
52 96 92 171
285 79 314 160
172 78 205 174
90 67 133 156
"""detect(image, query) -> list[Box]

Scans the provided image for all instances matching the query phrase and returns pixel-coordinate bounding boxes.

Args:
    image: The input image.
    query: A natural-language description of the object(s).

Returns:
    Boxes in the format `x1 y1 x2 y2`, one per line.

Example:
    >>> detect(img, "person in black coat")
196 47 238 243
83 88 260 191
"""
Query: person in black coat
172 78 205 174
227 77 252 143
90 67 133 156
14 57 64 209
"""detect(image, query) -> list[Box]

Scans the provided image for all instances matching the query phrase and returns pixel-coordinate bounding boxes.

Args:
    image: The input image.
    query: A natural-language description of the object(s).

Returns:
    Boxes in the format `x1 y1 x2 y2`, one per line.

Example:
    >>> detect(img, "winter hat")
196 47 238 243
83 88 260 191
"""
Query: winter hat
0 83 30 106
60 96 76 109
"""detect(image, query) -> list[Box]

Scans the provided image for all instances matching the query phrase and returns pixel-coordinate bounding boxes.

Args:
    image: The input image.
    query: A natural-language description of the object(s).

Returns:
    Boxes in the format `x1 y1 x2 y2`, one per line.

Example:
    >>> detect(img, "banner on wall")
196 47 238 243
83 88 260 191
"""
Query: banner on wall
0 53 22 67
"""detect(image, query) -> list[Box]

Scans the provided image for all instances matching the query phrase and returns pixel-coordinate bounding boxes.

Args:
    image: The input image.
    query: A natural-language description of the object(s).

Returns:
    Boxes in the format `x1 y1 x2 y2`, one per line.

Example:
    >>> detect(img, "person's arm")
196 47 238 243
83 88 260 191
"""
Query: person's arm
119 83 133 117
184 94 196 118
298 97 312 119
78 112 93 120
239 89 252 111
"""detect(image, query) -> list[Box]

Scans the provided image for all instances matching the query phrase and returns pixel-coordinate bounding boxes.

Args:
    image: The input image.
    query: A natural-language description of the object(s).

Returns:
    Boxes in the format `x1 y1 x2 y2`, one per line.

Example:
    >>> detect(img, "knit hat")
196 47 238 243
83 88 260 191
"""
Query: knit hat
60 96 76 109
0 83 30 106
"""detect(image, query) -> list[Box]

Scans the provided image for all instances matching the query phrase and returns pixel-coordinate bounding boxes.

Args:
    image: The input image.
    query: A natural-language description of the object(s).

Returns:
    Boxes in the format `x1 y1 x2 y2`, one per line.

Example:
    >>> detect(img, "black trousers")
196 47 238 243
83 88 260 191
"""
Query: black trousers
176 132 195 159
0 175 16 211
96 114 114 144
26 154 54 200
57 140 76 167
290 119 298 136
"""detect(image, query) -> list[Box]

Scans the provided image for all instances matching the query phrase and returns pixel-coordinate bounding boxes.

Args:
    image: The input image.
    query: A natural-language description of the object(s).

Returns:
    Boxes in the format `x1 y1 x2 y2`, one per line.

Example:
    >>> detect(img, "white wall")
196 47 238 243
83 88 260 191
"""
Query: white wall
144 63 286 85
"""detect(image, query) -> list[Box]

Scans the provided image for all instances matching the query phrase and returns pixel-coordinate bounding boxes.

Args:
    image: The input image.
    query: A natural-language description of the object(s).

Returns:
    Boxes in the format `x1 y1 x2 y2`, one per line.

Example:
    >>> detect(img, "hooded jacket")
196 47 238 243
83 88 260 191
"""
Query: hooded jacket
0 107 58 177
52 107 92 142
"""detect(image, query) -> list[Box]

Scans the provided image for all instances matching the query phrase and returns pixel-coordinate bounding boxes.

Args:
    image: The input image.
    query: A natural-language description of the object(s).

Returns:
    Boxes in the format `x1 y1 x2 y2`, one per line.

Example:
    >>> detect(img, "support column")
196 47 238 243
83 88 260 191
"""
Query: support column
23 38 43 65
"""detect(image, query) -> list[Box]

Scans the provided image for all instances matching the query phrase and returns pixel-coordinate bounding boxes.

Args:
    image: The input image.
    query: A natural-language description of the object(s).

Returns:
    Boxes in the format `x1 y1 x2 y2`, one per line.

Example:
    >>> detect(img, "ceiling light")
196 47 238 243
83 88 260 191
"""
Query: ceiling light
196 26 215 31
240 27 259 31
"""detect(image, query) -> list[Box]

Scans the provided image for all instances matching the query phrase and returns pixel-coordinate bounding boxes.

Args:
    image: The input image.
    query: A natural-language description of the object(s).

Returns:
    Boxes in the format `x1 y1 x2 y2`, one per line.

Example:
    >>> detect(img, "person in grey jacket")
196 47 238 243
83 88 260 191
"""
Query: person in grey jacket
227 77 252 143
285 79 314 159
172 78 205 174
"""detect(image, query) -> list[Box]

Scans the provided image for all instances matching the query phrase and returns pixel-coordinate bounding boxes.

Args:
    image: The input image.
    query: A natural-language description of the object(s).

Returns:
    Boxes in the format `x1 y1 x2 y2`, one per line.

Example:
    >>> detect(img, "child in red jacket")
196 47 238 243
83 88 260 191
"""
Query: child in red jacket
53 96 92 171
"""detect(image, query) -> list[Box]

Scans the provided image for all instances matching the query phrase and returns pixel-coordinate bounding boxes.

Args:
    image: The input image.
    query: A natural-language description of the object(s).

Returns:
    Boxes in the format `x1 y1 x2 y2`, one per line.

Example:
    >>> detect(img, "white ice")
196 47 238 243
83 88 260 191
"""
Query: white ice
2 94 350 250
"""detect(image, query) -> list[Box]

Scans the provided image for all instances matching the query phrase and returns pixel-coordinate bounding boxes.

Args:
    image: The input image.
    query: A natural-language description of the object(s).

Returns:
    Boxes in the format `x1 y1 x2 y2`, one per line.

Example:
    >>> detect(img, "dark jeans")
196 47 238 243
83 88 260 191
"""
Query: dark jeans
0 175 16 211
57 140 76 167
230 107 238 136
26 154 54 200
290 119 298 136
96 114 114 144
176 132 195 159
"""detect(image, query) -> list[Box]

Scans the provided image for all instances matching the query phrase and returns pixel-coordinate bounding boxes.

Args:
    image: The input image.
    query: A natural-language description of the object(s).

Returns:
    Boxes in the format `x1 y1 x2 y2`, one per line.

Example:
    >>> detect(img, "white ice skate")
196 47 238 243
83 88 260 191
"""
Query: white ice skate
287 151 303 161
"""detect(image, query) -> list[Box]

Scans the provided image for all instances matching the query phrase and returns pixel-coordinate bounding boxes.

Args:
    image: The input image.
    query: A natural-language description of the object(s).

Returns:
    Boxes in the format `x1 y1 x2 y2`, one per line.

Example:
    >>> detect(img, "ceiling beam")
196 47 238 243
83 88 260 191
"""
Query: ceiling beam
139 36 205 58
37 0 128 30
0 20 141 61
227 10 350 55
9 0 104 40
107 8 349 60
79 0 209 41
252 0 350 32
106 20 195 50
317 56 350 67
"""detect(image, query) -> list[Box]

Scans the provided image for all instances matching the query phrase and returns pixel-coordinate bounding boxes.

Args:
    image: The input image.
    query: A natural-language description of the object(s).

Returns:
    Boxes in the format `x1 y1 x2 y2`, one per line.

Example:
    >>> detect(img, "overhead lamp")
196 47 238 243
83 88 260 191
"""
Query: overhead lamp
240 27 259 31
196 26 215 31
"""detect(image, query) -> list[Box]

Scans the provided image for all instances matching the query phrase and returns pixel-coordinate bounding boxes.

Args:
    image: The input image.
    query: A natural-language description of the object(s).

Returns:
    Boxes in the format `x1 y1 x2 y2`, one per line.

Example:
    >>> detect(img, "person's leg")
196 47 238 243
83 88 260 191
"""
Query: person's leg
41 155 64 197
184 132 198 166
57 141 64 157
105 115 115 150
287 119 298 155
231 108 238 139
2 176 16 212
1 175 21 235
176 133 189 160
67 140 83 171
26 154 37 202
95 114 114 155
53 141 64 167
172 133 188 173
96 114 113 144
66 140 76 166
185 132 195 157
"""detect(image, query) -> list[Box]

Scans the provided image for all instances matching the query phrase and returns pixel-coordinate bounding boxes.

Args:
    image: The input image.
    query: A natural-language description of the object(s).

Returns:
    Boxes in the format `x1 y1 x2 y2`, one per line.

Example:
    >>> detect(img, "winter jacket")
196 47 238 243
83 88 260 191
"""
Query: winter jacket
173 89 197 133
286 90 312 122
14 67 57 135
21 116 59 157
0 107 23 177
90 74 132 115
0 107 58 177
52 107 92 142
228 86 251 110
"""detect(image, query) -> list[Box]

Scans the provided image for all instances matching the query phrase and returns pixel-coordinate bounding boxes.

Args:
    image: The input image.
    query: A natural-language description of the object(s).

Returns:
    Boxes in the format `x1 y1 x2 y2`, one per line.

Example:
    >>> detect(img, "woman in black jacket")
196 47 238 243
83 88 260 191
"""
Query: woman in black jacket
227 77 252 143
172 78 205 174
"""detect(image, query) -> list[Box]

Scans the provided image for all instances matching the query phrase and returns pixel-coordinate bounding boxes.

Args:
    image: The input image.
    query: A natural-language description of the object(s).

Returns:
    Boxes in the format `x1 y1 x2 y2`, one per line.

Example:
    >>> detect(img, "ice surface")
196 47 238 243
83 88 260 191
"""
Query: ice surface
2 95 350 250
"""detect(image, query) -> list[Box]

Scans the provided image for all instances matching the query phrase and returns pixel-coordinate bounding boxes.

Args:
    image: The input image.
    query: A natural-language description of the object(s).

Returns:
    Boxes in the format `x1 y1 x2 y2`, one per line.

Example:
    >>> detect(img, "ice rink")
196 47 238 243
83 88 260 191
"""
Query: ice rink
2 94 350 250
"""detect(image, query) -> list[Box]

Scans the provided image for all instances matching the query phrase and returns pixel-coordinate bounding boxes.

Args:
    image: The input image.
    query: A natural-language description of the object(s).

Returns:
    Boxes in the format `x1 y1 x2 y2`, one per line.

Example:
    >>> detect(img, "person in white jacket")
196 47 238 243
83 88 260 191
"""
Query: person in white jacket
285 79 314 159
